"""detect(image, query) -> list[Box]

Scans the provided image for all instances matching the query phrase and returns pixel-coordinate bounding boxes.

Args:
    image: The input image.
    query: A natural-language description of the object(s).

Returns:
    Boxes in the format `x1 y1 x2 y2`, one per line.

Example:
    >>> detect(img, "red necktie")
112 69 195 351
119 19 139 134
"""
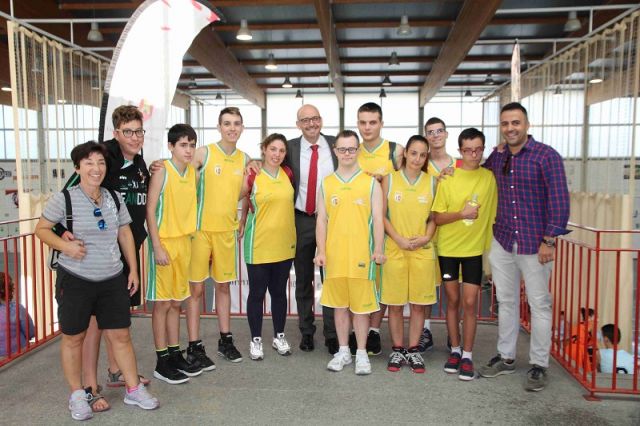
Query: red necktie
305 145 319 215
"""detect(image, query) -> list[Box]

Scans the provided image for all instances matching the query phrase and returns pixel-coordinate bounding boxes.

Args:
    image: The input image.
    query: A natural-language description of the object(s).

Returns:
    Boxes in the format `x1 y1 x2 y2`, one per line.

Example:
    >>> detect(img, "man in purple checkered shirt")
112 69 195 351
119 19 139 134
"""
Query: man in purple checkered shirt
477 102 570 392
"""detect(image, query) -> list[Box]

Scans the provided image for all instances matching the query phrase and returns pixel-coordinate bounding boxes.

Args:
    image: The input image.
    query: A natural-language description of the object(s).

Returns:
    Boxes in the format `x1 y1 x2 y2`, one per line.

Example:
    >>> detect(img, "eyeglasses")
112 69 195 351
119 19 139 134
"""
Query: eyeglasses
426 128 445 137
335 147 358 154
298 116 321 125
116 128 145 138
502 154 512 175
93 208 107 231
460 147 485 156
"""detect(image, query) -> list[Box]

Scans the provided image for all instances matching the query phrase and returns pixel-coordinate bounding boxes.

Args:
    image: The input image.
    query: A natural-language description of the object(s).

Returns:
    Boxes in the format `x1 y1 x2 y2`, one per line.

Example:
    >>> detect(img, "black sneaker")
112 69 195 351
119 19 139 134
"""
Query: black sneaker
187 344 216 372
153 357 189 384
169 350 203 377
366 330 382 356
525 365 547 392
417 328 434 352
406 348 425 374
325 337 339 355
446 335 452 352
444 352 462 374
348 332 357 356
387 349 407 372
218 335 243 363
458 358 475 381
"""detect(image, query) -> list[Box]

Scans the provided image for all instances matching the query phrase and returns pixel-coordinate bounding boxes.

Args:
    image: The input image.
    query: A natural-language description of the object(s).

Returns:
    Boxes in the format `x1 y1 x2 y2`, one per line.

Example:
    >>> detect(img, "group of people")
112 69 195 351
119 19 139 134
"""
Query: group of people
36 100 571 421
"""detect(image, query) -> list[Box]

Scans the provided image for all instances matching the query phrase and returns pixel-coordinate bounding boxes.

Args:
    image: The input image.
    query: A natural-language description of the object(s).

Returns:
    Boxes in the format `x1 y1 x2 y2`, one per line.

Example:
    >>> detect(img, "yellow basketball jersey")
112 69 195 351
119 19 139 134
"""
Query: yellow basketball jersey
427 155 458 178
385 170 436 258
243 167 296 264
197 143 247 232
321 170 376 280
357 139 395 177
156 160 197 238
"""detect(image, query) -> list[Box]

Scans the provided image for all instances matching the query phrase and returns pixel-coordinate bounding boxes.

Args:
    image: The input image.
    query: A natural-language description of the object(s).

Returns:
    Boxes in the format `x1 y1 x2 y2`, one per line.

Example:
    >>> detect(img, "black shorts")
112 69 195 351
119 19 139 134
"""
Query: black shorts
55 268 131 335
438 255 483 285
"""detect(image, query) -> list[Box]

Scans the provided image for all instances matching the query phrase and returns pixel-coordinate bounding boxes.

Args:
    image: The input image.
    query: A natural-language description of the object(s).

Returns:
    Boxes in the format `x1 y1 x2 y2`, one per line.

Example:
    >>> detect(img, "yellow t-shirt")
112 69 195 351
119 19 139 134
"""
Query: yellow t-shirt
157 160 197 238
427 155 459 178
358 139 395 177
321 170 376 280
243 167 296 264
196 143 247 232
385 169 436 259
431 167 497 257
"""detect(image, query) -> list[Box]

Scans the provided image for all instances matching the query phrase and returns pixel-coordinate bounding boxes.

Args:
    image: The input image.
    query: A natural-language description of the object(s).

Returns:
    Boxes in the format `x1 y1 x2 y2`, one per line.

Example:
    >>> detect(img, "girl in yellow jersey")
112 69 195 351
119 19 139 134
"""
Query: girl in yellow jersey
146 124 202 384
380 135 437 374
240 134 296 361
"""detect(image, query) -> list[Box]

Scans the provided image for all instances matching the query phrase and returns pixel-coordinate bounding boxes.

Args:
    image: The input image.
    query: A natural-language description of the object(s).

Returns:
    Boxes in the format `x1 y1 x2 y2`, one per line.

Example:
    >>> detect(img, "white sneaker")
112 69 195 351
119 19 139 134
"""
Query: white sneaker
327 351 352 372
123 383 159 410
272 333 292 356
249 337 264 361
68 389 93 421
355 353 372 375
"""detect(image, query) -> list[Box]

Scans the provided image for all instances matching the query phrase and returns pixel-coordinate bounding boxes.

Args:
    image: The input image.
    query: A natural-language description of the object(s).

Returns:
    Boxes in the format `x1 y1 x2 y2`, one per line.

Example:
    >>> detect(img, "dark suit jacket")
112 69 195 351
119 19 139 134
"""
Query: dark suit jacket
285 133 338 202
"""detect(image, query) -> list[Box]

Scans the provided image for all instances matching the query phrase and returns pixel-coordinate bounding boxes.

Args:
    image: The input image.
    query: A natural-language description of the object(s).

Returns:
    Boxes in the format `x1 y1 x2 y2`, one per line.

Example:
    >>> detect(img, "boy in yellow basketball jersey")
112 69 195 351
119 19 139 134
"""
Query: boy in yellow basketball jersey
355 102 403 356
432 127 497 381
146 124 202 384
315 130 386 375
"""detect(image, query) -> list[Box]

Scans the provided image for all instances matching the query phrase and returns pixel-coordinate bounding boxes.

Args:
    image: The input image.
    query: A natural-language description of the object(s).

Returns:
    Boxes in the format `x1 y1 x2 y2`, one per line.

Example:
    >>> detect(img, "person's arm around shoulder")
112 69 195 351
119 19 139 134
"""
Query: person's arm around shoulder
145 167 170 267
371 180 386 264
393 144 404 172
193 145 207 170
314 184 327 267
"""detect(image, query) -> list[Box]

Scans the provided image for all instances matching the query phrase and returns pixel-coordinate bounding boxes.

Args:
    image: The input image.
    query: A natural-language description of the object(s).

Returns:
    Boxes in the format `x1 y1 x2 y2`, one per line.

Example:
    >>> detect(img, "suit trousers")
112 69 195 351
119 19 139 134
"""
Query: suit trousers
294 211 336 339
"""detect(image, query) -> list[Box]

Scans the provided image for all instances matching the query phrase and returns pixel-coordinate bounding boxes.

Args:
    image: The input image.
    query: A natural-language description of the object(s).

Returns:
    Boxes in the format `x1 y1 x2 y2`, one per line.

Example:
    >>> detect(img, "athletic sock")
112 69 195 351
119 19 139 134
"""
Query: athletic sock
338 346 350 355
423 319 431 329
356 349 367 357
369 327 380 334
392 346 405 352
188 340 202 348
451 346 462 355
462 350 472 361
156 348 169 360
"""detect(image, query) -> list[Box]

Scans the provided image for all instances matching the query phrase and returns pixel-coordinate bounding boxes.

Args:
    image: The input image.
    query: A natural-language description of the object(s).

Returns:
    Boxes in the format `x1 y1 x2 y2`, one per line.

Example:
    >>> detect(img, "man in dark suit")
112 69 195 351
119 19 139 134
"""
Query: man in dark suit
285 104 339 354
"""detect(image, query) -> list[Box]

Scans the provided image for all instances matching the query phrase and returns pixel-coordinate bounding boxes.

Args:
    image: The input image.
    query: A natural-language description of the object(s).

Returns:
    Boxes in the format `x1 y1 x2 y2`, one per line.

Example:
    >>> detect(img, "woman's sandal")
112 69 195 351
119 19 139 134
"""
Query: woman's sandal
84 386 110 413
106 369 151 387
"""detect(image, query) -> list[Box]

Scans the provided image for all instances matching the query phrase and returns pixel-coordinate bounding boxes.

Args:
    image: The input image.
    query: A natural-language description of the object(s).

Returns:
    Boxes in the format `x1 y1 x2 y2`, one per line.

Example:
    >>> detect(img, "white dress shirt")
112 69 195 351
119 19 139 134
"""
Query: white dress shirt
294 135 334 213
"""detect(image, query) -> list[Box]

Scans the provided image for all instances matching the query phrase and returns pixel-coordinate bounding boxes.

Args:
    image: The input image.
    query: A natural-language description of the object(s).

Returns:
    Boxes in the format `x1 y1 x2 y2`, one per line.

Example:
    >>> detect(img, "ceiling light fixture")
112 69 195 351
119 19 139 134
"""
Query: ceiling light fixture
295 89 303 98
464 89 472 97
564 11 581 32
215 92 223 100
87 22 104 42
236 19 253 41
389 51 400 66
589 75 603 84
379 88 387 98
282 76 293 88
382 75 392 86
265 53 278 70
553 86 562 95
484 74 495 85
397 15 412 36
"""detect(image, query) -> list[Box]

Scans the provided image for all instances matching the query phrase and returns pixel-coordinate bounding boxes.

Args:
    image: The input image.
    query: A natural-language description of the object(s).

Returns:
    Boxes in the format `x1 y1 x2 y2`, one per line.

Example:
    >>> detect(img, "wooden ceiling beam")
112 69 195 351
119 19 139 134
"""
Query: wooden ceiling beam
419 0 502 106
313 0 344 107
187 28 265 108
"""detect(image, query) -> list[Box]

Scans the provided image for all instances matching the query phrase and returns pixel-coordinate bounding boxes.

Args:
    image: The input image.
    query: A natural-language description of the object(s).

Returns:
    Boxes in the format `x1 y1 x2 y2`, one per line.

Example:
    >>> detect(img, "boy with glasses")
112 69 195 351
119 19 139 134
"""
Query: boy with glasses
432 127 497 381
315 130 386 375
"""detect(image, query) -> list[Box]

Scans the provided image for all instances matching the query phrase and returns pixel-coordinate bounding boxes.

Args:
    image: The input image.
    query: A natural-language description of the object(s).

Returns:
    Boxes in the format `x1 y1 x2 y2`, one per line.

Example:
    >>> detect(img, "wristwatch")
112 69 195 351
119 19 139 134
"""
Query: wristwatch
542 237 556 248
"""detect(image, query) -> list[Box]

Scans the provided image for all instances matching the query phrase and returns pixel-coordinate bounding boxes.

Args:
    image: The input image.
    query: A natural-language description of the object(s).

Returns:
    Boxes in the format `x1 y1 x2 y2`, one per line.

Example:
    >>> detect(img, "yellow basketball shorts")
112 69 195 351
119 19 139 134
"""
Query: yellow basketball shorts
189 230 238 283
379 247 437 306
320 277 380 314
147 235 192 301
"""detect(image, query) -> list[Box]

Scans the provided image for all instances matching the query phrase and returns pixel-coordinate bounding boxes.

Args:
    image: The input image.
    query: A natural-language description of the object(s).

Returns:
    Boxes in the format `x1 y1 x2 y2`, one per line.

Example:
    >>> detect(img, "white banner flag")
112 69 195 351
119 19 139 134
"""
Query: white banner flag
511 40 521 102
100 0 220 163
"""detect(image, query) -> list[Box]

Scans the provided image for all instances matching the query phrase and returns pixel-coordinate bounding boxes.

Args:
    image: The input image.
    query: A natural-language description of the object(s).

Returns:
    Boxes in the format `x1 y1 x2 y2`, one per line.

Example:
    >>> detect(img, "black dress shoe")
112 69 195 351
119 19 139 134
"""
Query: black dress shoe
324 337 339 355
299 335 314 352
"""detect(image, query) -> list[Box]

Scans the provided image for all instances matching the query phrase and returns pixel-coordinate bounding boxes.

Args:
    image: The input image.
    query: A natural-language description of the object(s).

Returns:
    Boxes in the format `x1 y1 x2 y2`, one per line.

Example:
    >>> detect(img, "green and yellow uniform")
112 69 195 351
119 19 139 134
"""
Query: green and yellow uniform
357 139 396 177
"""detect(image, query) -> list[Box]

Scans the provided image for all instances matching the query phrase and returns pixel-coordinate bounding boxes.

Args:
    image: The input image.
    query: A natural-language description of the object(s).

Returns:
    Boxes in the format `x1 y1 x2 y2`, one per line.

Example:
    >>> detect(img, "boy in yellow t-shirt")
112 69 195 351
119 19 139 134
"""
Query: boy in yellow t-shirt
432 127 497 382
146 124 201 384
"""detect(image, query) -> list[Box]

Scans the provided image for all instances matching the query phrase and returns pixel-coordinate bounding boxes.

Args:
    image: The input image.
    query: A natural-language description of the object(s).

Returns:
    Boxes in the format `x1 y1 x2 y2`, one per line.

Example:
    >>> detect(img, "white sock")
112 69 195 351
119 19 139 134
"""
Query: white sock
423 319 431 329
338 346 349 354
451 346 462 355
356 349 367 357
369 327 380 333
462 350 472 361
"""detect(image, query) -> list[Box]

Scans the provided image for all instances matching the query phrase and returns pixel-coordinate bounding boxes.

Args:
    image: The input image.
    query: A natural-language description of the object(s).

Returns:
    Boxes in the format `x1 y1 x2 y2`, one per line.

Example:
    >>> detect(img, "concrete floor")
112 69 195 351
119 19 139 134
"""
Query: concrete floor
1 317 639 425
